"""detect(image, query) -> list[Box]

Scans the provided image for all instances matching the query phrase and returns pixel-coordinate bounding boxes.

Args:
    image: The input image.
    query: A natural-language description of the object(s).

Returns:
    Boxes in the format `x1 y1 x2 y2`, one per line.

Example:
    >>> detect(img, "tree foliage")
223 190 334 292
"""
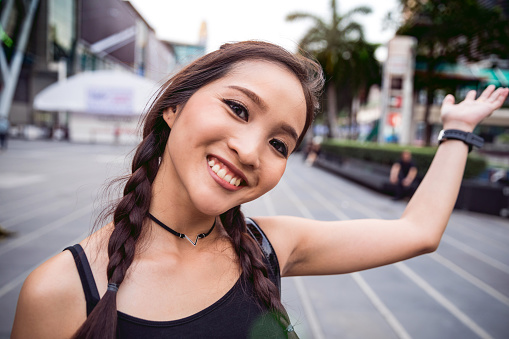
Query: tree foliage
394 0 509 144
397 0 509 62
287 0 381 138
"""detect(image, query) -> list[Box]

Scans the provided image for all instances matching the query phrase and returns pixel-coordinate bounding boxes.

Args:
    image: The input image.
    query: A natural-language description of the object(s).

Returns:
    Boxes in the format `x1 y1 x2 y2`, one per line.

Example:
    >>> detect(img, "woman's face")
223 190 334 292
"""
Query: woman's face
162 60 307 215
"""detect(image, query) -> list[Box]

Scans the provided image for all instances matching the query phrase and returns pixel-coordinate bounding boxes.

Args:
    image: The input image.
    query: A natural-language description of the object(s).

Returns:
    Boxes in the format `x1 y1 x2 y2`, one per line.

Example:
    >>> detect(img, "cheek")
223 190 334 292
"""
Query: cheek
259 162 286 194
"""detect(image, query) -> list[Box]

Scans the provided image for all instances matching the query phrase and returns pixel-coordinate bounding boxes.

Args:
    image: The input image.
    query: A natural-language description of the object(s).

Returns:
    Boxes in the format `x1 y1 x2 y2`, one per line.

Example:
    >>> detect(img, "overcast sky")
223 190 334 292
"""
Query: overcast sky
128 0 400 60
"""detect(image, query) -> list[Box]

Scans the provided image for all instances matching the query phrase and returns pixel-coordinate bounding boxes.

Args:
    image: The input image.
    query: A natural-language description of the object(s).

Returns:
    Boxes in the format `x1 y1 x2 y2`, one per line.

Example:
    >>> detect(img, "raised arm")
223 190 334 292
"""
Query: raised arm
258 85 508 277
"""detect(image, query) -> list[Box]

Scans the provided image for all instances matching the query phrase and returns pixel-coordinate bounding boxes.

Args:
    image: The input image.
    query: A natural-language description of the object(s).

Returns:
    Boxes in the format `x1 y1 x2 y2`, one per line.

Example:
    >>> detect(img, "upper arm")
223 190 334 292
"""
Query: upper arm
390 163 400 178
254 215 437 277
11 251 86 339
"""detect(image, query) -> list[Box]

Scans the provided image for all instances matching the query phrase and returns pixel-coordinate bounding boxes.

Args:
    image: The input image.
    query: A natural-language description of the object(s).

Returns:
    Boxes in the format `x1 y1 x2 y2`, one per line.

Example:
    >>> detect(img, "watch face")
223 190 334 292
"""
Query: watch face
438 130 445 141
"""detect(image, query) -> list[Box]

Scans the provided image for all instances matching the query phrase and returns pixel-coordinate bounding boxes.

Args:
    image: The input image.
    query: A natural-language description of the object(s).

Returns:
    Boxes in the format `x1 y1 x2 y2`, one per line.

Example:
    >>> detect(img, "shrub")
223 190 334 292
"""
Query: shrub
320 140 487 179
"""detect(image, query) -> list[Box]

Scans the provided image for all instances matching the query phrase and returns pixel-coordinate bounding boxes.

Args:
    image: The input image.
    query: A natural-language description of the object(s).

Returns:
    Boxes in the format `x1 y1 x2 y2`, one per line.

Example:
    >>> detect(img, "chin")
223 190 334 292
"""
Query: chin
190 195 239 216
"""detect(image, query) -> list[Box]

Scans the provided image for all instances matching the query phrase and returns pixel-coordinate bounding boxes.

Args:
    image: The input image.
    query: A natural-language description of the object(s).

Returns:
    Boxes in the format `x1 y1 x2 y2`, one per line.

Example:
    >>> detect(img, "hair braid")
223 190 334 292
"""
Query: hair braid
221 206 298 338
72 133 164 339
73 41 322 337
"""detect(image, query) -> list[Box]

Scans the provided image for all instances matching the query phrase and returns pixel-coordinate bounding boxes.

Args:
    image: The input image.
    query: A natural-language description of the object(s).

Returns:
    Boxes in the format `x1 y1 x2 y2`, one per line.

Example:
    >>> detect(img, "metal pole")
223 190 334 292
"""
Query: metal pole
0 0 15 27
0 0 40 119
0 0 15 84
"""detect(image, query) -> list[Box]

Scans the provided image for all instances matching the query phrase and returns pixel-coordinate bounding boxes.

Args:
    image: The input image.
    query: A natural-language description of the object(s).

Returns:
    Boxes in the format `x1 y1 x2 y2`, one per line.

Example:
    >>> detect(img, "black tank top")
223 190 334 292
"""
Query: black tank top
65 218 286 338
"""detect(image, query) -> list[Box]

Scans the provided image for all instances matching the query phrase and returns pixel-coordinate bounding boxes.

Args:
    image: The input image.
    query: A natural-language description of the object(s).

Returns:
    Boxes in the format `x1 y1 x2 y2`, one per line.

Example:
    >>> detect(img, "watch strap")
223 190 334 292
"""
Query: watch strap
438 129 484 152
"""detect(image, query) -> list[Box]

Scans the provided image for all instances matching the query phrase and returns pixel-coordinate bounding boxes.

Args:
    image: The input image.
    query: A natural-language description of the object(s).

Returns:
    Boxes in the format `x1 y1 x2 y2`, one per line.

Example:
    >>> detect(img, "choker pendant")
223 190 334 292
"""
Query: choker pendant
148 213 216 246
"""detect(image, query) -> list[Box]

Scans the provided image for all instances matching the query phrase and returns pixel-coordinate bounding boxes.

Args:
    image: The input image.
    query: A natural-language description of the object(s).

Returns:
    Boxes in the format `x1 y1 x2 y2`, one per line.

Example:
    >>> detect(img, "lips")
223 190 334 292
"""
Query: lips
207 156 246 187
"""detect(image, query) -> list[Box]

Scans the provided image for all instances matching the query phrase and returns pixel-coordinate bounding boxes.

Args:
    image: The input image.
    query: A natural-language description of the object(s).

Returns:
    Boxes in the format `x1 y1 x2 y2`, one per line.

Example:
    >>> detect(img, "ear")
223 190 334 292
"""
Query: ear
162 107 177 128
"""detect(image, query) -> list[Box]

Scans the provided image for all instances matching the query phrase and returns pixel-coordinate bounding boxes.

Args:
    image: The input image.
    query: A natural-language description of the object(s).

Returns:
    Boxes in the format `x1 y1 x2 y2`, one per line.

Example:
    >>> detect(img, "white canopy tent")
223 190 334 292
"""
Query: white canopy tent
34 70 159 115
33 70 160 144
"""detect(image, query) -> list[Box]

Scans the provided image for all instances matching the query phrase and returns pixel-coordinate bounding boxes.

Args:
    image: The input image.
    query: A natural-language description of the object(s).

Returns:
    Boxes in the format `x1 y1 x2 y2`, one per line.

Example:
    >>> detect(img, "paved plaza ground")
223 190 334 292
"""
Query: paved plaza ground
1 139 508 338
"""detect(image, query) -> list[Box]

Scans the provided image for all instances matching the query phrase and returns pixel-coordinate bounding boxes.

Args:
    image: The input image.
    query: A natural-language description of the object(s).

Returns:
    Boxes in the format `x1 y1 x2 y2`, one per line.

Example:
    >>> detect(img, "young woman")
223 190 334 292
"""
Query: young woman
11 41 508 338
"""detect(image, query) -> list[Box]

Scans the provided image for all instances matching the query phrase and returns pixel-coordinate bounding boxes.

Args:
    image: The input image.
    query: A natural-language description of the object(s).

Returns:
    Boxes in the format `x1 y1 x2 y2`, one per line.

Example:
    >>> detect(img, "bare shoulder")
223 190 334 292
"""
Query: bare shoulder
11 248 86 338
11 223 113 338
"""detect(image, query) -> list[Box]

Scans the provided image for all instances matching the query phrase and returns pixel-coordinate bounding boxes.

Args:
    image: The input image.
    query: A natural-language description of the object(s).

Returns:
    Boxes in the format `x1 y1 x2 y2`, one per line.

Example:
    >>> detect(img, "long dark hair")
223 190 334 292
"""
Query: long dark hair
73 41 323 338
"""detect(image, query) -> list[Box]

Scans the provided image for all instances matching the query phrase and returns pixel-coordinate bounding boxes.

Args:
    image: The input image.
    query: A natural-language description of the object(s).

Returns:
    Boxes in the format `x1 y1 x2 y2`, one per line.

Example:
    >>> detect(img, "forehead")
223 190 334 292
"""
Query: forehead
207 60 307 132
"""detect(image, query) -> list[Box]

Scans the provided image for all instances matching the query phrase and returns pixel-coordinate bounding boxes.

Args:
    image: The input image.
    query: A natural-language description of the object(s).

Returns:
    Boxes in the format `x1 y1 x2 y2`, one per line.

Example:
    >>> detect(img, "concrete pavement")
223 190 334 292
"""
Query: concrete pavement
1 140 508 338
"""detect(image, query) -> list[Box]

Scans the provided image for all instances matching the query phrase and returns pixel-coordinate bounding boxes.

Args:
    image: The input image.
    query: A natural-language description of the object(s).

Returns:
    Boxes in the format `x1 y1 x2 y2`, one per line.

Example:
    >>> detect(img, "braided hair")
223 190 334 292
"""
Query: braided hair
73 41 323 338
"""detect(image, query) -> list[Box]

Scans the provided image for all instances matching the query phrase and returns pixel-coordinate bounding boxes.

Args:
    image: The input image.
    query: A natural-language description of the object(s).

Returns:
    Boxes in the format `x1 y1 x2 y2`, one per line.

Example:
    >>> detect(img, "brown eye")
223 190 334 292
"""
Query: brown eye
269 139 288 157
223 99 249 121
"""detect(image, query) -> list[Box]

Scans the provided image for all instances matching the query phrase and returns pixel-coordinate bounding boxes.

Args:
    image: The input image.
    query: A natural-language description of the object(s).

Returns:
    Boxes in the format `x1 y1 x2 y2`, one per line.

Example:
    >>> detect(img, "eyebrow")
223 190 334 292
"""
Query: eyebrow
280 123 299 144
227 85 267 111
227 85 299 143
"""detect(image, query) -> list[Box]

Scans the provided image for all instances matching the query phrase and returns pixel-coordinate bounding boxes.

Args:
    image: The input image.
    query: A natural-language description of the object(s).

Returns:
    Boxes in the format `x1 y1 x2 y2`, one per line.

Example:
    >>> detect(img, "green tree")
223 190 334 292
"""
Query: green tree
394 0 509 145
287 0 380 139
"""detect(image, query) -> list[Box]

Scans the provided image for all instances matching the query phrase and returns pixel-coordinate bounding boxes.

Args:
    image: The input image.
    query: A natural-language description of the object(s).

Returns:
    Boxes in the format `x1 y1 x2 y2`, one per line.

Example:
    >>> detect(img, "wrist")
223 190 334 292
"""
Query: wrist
442 121 474 133
438 129 484 152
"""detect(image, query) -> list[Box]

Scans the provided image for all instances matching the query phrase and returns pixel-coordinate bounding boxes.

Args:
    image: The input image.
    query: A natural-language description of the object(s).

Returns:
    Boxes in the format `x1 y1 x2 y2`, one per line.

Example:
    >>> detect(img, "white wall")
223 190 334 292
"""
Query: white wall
69 112 142 145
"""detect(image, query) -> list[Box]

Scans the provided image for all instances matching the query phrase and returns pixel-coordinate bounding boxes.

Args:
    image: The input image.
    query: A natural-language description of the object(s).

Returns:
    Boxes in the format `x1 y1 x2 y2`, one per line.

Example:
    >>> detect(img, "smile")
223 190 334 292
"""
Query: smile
207 156 245 187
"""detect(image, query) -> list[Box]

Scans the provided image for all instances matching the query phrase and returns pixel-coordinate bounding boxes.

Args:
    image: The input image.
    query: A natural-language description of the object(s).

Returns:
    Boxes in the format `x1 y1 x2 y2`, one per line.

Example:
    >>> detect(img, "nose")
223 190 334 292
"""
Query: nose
227 130 262 169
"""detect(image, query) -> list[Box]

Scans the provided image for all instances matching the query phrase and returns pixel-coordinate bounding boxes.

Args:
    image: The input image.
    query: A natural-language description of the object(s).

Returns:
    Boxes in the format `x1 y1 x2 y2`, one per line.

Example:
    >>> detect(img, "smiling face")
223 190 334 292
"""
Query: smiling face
158 60 307 216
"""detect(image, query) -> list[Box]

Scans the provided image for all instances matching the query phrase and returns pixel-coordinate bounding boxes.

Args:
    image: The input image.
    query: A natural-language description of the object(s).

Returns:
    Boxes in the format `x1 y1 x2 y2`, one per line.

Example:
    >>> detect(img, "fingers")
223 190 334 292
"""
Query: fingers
478 84 496 101
465 90 477 101
487 87 509 107
443 94 455 105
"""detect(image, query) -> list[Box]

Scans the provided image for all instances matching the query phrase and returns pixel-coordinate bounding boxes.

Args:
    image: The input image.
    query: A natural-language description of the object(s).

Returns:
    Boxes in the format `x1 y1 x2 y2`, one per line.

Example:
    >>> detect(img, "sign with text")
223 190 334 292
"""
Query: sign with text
87 88 133 115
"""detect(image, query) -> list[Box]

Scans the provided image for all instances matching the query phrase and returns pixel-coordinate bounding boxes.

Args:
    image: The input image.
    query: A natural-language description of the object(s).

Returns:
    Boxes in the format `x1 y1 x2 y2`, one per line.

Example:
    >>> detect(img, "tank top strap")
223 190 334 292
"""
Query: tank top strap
64 244 101 315
245 217 282 295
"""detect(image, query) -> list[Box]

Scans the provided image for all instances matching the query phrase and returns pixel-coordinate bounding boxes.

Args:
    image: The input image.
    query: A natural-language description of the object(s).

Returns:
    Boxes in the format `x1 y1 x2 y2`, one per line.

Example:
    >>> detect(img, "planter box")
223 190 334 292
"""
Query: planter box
315 154 419 196
455 180 509 217
315 153 509 218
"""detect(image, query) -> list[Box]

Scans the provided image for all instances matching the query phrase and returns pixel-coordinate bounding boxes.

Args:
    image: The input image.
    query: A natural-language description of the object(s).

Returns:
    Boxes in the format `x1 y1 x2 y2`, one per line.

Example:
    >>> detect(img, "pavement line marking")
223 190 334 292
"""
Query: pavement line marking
352 272 413 339
280 179 411 339
288 168 499 339
0 203 93 257
0 232 88 299
0 177 97 216
296 167 509 278
291 176 350 220
430 253 509 307
446 225 509 255
287 169 390 220
284 174 413 339
1 199 81 229
396 262 494 339
262 193 277 217
278 180 325 339
262 185 319 337
280 179 314 219
291 277 326 339
442 235 509 274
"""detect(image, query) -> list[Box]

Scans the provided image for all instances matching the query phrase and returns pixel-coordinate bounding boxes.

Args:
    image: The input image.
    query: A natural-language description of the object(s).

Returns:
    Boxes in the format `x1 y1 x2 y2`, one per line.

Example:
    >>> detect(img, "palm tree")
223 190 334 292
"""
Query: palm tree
287 0 380 139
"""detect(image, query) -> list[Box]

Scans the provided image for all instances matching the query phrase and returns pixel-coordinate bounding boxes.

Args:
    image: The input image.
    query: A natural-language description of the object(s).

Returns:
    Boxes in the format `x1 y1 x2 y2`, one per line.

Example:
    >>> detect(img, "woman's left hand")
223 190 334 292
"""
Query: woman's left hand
441 85 509 132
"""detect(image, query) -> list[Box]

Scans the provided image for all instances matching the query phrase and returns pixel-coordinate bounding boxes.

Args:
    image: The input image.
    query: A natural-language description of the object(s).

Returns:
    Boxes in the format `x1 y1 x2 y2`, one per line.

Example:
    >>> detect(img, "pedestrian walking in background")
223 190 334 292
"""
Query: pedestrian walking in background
0 117 10 151
390 149 418 200
11 41 509 339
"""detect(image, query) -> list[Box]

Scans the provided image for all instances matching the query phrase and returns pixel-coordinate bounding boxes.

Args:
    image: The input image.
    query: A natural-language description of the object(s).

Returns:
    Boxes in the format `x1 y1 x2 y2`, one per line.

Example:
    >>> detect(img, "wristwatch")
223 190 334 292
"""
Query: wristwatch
437 129 484 152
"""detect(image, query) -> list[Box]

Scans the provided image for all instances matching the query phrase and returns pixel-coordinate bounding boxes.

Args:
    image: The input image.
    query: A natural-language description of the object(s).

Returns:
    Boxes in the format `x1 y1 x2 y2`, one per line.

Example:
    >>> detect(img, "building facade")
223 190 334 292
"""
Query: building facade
1 0 207 142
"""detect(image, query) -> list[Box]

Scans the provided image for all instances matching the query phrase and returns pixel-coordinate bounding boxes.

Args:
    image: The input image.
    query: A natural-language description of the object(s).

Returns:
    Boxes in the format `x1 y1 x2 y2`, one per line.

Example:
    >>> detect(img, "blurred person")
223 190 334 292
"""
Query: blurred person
305 136 322 166
0 117 9 150
390 149 418 200
11 41 508 339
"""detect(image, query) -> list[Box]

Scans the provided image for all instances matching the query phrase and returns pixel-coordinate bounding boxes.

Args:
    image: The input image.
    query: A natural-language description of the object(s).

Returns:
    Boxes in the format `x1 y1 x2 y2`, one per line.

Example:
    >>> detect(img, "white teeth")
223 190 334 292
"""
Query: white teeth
217 168 227 179
209 157 243 187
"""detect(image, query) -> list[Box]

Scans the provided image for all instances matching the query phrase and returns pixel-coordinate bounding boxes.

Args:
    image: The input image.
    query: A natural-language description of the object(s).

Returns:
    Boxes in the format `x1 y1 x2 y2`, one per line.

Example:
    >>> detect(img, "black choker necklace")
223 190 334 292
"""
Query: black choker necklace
148 213 216 246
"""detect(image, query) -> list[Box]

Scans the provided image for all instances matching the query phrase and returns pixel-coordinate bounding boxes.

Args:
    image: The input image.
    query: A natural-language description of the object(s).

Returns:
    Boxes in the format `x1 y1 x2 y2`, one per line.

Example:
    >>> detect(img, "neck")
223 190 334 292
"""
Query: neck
148 213 216 246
